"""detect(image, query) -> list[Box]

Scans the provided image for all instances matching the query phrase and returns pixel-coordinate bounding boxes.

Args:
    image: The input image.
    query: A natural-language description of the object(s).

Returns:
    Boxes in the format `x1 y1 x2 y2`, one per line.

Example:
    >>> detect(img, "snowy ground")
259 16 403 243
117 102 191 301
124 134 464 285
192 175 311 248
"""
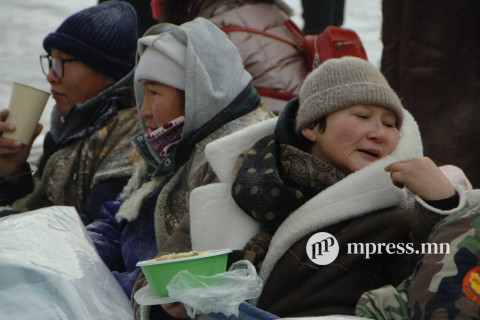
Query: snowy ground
0 0 382 163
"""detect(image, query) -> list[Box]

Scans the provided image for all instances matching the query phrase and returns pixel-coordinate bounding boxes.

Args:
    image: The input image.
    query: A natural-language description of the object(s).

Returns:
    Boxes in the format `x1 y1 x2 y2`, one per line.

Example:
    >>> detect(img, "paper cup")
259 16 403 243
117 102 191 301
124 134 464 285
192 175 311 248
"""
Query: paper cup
2 82 50 145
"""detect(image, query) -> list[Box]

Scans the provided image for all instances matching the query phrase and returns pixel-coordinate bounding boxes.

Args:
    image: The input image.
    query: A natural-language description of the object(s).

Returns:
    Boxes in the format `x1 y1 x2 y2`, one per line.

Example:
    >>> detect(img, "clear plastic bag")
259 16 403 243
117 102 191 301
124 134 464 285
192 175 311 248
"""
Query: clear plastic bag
0 206 133 320
166 260 263 318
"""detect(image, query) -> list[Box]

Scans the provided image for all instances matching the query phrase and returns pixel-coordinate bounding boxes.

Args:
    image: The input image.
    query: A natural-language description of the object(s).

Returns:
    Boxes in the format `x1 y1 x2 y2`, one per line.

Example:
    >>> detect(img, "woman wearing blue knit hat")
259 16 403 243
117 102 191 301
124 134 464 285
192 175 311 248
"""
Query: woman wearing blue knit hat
0 1 142 224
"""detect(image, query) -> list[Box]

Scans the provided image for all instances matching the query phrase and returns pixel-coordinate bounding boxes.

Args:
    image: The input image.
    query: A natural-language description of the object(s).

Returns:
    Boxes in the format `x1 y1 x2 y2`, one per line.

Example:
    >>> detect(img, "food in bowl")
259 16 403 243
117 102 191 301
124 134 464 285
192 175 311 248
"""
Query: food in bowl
137 249 232 297
146 250 206 262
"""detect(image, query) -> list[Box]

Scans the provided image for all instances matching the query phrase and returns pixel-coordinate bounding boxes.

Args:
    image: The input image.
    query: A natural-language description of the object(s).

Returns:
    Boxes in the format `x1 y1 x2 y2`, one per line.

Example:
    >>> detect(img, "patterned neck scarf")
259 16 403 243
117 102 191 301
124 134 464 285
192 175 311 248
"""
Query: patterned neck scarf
232 134 345 233
145 116 185 158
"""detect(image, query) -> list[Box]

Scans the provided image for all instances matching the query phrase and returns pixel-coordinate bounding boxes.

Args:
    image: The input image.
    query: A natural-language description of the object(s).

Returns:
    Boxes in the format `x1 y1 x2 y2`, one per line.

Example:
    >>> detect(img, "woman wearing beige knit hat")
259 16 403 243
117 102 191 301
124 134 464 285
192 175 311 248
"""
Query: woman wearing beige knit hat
295 56 452 199
193 56 480 317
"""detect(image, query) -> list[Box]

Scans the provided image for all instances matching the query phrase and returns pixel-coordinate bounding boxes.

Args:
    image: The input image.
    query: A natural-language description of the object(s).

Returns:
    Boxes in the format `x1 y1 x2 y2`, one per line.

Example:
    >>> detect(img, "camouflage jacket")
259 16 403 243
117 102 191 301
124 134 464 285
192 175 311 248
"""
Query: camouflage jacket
4 75 141 222
356 204 480 320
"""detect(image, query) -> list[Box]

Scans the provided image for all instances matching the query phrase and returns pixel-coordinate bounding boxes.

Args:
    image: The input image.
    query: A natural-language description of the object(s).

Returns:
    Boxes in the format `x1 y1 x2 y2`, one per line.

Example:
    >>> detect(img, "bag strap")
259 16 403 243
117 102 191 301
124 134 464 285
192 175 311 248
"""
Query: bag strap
284 19 306 46
221 26 301 48
256 88 298 101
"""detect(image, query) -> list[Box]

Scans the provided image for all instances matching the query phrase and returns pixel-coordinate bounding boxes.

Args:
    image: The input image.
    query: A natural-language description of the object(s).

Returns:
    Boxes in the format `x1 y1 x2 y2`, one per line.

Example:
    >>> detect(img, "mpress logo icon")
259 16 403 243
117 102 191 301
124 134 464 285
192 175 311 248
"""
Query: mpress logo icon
306 232 339 265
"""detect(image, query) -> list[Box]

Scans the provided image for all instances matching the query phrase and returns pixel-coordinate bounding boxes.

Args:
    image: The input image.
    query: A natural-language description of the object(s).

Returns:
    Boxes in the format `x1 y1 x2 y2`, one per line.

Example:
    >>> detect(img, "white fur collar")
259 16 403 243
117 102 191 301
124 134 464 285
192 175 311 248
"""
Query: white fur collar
116 159 158 222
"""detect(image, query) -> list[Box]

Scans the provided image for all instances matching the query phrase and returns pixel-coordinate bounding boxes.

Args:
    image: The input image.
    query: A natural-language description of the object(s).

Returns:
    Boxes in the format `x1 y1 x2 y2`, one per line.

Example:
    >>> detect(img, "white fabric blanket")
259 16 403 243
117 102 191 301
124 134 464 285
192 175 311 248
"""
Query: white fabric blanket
0 206 133 320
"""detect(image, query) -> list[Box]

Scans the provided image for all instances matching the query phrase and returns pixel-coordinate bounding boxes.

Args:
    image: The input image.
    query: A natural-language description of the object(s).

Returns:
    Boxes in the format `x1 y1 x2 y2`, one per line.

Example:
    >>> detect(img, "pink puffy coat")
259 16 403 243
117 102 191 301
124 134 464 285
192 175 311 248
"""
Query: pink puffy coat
159 0 309 113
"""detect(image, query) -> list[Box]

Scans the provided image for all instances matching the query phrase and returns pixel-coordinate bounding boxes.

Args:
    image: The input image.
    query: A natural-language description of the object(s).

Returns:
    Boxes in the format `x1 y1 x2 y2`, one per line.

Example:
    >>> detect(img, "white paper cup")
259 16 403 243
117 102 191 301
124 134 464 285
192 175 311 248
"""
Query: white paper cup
3 82 50 145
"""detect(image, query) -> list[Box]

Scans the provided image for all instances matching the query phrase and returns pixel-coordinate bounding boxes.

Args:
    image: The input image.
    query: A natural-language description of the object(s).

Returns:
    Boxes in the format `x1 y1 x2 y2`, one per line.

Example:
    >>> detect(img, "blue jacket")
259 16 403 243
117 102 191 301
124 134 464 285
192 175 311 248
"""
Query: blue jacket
87 192 159 298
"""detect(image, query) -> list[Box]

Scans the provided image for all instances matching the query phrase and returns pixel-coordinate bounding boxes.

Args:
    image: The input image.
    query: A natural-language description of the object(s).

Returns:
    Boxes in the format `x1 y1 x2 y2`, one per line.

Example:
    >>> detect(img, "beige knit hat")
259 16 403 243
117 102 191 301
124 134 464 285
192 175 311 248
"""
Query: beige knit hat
296 57 404 133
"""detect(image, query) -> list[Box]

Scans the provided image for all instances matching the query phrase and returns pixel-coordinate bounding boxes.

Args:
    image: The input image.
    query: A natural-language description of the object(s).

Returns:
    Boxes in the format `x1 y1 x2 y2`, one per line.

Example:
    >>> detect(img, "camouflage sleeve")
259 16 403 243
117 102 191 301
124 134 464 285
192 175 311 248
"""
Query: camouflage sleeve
407 205 480 319
355 280 411 320
356 205 480 320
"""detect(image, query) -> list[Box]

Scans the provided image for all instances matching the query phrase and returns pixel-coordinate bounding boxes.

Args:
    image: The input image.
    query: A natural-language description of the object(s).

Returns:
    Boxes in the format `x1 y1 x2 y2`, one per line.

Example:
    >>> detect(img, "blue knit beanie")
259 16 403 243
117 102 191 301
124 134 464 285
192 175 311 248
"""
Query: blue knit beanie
43 1 138 81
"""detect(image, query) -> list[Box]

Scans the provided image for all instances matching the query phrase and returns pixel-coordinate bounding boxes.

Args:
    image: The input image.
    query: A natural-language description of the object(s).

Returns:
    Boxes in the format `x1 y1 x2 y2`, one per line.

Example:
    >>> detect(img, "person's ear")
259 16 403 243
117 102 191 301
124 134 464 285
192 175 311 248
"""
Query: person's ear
301 127 317 142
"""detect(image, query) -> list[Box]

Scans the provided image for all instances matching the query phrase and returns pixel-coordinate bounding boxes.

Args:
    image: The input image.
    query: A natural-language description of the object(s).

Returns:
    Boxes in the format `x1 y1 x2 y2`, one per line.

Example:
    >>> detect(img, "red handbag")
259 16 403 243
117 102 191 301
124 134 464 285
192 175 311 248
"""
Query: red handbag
284 20 368 70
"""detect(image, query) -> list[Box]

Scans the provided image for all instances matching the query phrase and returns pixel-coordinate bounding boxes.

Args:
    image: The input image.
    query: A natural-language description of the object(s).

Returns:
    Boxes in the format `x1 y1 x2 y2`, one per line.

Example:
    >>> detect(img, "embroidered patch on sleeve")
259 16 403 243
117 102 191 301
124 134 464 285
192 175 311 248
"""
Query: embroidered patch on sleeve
463 266 480 303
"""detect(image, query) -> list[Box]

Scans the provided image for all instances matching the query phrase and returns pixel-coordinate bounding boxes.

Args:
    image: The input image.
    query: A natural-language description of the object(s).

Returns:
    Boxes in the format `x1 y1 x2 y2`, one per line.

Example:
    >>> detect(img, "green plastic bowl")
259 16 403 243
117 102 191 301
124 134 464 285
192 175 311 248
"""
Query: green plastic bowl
136 249 231 297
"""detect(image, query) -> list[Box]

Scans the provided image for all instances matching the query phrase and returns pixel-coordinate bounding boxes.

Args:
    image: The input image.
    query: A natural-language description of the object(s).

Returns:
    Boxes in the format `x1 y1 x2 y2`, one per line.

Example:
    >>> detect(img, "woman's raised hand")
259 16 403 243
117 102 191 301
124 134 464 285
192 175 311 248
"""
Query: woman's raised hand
385 157 456 201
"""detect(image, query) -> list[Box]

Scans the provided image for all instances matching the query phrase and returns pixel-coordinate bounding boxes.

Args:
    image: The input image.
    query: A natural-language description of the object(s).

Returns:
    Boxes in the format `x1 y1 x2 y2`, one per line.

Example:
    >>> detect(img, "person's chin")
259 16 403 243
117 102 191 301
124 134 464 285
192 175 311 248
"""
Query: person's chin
54 104 73 121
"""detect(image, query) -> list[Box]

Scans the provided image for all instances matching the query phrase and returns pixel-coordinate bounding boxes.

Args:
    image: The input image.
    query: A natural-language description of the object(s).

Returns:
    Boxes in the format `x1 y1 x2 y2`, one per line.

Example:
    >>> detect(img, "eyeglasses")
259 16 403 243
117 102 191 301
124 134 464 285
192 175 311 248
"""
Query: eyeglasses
40 55 79 79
